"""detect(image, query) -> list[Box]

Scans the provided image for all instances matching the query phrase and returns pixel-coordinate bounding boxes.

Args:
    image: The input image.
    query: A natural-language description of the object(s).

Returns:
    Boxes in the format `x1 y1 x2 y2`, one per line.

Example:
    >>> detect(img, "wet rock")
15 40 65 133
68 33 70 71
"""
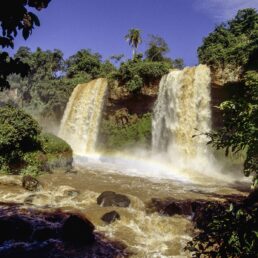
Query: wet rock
32 226 58 241
0 215 33 242
97 191 130 208
147 198 208 217
22 176 41 191
101 211 120 224
148 198 192 216
60 186 80 197
0 204 129 258
61 214 95 245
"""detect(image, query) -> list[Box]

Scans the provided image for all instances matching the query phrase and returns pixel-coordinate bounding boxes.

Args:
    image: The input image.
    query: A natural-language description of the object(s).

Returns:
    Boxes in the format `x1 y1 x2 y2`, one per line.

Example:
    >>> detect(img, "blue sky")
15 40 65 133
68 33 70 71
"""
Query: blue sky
10 0 258 66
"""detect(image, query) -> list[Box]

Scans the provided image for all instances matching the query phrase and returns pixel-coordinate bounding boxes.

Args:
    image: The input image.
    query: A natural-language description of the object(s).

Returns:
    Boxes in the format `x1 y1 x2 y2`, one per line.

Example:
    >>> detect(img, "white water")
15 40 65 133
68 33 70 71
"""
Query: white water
152 65 211 157
59 78 107 155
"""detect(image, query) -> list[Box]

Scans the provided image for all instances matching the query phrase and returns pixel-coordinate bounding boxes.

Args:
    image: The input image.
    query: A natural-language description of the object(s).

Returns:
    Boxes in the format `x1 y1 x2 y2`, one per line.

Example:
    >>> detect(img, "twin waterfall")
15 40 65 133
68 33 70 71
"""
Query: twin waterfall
152 65 211 157
59 78 107 155
59 65 212 164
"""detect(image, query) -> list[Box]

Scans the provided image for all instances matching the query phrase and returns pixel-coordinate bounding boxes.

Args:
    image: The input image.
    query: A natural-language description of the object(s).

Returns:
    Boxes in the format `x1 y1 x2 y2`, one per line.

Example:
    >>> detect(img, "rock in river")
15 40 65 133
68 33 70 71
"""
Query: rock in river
97 191 130 208
101 211 121 224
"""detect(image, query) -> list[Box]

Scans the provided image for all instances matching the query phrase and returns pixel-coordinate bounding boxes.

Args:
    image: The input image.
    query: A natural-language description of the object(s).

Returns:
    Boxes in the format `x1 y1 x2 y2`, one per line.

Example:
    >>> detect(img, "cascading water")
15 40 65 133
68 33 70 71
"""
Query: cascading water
152 64 212 158
59 78 107 155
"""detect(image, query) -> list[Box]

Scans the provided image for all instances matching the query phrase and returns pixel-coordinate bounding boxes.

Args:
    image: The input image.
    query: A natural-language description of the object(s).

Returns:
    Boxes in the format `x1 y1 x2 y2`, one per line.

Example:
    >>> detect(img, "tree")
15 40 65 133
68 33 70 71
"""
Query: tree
145 35 169 62
0 0 51 90
173 58 184 69
125 28 142 59
198 8 258 68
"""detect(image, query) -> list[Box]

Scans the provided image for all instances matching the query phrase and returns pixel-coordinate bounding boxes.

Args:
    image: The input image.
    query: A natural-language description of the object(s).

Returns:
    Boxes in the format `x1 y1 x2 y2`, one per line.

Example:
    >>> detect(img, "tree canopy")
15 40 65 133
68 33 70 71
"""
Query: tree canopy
0 0 51 90
125 28 142 59
198 8 258 69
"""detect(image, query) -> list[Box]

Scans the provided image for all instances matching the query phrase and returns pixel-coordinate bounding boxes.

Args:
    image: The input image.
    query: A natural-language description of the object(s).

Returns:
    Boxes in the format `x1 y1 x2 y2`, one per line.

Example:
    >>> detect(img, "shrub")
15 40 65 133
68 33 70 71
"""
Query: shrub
113 59 170 92
0 106 72 175
98 113 152 151
185 203 258 258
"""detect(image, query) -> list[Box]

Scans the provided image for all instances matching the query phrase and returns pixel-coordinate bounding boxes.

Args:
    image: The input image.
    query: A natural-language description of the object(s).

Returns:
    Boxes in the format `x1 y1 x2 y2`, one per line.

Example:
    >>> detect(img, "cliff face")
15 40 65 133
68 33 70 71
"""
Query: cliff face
210 65 243 129
104 65 243 131
210 65 243 87
104 81 159 123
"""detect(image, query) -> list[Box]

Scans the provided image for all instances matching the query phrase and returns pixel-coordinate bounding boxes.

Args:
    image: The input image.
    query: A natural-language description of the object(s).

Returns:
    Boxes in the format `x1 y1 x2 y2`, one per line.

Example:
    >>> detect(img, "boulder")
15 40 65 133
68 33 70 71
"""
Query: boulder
0 215 33 242
0 204 128 258
22 176 41 191
101 211 120 224
32 226 57 241
97 191 130 208
61 214 95 245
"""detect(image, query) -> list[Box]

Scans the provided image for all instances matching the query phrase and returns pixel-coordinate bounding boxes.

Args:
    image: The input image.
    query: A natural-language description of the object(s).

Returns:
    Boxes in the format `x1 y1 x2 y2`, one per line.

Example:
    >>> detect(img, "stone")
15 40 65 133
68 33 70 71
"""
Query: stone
101 211 120 224
0 215 33 242
22 176 40 191
32 226 57 241
61 214 95 245
97 191 130 208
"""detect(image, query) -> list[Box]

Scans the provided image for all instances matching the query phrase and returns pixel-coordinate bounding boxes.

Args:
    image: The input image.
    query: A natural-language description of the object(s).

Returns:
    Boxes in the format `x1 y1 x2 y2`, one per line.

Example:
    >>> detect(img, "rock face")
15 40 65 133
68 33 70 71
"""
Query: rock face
147 195 245 217
210 65 243 87
22 176 41 191
101 211 121 224
62 214 95 245
104 81 159 121
0 204 128 258
97 191 130 208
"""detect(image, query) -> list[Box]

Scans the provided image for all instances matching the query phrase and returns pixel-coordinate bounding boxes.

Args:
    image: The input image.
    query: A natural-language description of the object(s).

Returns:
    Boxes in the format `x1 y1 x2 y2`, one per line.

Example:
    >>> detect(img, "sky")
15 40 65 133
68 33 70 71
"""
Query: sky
10 0 258 66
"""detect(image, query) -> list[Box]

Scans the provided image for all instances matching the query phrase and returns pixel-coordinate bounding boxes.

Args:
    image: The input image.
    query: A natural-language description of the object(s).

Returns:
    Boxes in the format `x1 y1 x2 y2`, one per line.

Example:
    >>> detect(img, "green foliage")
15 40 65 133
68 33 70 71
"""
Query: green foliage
0 105 41 173
99 113 152 151
0 0 51 89
113 58 170 92
206 71 258 186
145 34 170 62
198 8 258 68
0 106 72 175
185 203 258 258
41 133 72 155
66 49 116 79
125 28 142 58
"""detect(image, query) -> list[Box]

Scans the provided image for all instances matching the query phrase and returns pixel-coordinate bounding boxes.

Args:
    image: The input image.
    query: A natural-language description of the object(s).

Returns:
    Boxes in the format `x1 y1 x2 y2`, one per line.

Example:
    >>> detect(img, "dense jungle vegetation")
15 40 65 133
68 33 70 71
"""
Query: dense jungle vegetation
186 8 258 257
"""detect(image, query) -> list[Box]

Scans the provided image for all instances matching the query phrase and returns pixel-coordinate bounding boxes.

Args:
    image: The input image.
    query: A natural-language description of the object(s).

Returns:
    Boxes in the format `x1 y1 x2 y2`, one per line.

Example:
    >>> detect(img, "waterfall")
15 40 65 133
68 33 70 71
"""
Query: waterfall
152 65 211 158
59 78 108 155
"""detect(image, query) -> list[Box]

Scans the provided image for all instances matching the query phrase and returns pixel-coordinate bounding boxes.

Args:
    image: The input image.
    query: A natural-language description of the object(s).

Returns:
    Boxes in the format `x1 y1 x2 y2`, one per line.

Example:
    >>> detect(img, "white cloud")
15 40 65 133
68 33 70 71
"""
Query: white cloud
195 0 258 21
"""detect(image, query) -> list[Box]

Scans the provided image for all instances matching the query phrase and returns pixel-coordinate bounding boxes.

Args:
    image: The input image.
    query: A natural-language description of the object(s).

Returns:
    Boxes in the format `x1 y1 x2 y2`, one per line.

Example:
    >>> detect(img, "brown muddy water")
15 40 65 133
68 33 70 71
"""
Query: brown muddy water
0 158 249 258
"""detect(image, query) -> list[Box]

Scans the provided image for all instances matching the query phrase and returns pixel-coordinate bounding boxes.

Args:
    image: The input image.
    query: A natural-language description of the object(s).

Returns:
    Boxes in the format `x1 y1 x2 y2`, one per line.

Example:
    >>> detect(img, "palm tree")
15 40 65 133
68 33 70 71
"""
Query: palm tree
125 28 142 59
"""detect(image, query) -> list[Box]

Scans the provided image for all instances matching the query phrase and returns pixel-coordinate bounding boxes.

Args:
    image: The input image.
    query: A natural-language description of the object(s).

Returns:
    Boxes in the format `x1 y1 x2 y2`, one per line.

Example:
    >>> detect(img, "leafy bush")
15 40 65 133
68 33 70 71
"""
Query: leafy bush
0 106 72 175
98 113 152 151
185 203 258 258
41 133 72 155
113 58 170 92
198 8 258 68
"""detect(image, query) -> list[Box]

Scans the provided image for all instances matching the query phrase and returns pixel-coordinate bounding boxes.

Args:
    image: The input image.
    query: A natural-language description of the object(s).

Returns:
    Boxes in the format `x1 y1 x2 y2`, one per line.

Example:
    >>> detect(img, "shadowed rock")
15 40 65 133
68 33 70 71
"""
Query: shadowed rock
61 214 95 245
97 191 130 208
0 204 129 258
101 211 120 224
22 176 41 191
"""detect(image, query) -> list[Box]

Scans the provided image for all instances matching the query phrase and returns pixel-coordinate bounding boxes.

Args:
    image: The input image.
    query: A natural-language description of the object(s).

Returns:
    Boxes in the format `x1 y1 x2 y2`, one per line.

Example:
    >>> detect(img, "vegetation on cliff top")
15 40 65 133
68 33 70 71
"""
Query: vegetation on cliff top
198 8 258 69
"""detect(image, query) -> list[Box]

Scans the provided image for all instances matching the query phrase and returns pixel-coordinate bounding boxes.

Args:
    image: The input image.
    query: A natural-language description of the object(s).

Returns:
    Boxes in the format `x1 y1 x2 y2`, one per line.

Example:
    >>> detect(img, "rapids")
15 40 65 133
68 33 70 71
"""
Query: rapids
0 164 248 258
